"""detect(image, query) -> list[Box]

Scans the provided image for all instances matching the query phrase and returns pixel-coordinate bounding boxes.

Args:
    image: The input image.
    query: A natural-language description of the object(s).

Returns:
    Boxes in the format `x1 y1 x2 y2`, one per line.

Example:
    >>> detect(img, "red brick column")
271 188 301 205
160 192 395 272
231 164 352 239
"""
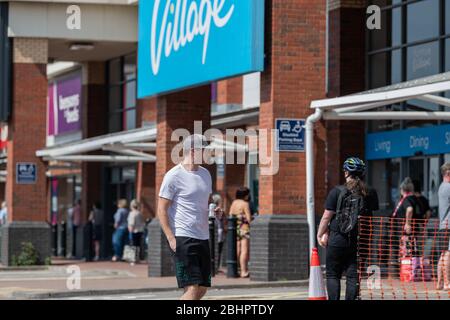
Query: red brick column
259 0 327 216
327 1 366 189
6 38 48 222
2 38 50 266
250 0 327 281
216 78 243 105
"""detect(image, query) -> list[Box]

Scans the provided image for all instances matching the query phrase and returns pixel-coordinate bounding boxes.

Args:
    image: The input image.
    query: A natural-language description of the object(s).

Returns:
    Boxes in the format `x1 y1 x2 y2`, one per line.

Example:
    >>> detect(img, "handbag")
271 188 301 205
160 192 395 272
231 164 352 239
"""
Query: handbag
123 245 139 263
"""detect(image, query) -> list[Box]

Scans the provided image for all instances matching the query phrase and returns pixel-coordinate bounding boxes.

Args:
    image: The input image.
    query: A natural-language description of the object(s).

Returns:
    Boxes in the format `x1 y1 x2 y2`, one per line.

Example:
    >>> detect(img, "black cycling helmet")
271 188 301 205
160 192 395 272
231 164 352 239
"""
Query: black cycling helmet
343 157 366 177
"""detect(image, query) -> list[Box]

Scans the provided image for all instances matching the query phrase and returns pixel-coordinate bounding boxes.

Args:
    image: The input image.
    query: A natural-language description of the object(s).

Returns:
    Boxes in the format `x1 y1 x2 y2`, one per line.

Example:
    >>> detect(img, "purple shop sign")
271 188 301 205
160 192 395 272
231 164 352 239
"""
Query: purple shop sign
48 72 82 136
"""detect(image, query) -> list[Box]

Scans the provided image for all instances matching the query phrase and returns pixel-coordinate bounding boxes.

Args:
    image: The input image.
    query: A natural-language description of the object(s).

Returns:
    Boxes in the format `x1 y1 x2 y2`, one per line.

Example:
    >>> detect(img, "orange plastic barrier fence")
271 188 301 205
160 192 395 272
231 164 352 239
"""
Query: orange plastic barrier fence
357 216 450 300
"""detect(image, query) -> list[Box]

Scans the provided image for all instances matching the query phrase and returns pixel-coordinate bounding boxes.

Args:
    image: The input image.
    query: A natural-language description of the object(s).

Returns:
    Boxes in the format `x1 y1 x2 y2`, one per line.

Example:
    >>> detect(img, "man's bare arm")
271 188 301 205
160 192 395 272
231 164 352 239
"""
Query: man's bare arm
158 197 176 251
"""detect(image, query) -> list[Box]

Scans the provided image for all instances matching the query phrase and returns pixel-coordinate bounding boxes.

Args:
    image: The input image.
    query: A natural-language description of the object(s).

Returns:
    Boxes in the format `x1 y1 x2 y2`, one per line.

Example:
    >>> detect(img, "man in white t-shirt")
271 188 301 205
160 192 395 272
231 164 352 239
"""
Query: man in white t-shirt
158 134 223 300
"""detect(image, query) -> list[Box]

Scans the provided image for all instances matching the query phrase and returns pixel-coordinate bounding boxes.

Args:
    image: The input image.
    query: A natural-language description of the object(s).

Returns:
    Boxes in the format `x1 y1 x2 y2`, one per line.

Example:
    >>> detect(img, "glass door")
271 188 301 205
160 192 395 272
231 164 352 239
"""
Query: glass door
408 158 426 193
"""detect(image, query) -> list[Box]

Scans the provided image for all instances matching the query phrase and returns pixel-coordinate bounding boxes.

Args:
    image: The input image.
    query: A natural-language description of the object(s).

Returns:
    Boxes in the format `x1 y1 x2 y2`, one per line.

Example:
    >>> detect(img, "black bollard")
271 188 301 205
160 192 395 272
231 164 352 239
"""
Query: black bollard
61 221 67 258
209 217 216 277
227 215 238 278
51 223 57 256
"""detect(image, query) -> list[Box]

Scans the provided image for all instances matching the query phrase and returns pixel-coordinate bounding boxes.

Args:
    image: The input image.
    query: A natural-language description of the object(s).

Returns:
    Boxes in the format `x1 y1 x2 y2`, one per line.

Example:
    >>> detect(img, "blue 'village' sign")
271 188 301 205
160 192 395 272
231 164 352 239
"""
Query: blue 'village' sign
138 0 265 98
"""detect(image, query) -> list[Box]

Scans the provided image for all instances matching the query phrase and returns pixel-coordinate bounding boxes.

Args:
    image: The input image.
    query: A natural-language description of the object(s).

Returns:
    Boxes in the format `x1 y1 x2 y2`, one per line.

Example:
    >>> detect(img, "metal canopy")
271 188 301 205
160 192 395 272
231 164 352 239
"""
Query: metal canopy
37 127 158 163
305 72 450 254
310 72 450 120
36 126 248 163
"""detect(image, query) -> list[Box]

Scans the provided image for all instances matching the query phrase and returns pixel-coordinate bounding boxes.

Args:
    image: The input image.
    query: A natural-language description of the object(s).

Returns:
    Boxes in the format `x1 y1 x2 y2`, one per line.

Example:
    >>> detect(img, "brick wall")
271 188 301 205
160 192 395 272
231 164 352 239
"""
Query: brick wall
6 38 48 222
137 97 157 125
137 161 156 219
13 38 47 64
259 0 327 216
216 77 243 105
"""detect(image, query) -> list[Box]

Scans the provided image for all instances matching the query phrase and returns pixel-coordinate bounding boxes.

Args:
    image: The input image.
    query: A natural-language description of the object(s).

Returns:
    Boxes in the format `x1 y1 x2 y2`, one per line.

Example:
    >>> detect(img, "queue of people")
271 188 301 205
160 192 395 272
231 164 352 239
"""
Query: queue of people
63 197 147 263
111 199 146 263
317 157 450 300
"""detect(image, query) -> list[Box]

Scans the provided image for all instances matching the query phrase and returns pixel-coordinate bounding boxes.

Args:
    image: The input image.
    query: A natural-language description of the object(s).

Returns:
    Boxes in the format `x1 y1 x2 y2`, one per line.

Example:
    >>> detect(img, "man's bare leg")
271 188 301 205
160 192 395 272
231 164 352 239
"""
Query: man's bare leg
181 285 201 300
197 286 208 300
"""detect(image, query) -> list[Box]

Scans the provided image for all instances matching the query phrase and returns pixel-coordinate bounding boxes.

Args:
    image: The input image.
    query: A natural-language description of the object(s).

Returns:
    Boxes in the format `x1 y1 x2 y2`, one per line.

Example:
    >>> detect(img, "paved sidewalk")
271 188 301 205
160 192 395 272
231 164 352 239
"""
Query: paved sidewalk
0 259 308 300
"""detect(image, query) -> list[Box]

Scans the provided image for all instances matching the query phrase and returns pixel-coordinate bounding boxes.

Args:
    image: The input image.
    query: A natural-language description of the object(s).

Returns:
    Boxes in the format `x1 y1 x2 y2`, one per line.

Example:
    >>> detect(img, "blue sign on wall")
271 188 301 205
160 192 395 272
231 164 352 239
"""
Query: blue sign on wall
16 163 37 184
366 124 450 160
276 119 305 152
138 0 265 98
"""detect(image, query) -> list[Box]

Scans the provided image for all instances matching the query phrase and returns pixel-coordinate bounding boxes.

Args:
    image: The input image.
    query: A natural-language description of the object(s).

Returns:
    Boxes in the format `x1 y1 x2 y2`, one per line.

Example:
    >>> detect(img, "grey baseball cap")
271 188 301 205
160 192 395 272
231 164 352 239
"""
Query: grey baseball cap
183 134 209 150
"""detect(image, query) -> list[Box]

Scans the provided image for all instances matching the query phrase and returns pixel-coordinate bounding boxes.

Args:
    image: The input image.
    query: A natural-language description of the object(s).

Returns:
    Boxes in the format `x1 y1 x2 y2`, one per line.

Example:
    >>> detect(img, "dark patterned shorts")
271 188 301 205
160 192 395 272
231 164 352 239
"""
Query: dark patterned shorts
172 237 211 289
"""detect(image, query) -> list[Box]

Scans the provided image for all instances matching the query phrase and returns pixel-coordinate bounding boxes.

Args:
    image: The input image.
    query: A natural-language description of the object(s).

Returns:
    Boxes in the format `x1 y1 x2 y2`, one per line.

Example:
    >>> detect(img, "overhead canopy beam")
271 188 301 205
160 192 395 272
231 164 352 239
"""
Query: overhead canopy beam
102 145 155 159
418 94 450 108
311 72 450 109
334 97 417 114
37 127 156 158
122 142 157 151
43 155 156 163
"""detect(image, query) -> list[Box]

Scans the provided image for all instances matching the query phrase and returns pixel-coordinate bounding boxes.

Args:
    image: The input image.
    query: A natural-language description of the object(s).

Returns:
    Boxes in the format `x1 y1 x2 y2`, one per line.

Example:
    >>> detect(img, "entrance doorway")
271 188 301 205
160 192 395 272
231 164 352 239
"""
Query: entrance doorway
408 156 441 215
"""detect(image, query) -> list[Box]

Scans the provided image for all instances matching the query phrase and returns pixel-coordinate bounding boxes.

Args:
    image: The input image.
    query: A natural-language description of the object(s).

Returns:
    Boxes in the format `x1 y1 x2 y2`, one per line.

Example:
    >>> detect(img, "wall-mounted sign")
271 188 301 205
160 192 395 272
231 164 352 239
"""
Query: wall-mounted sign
275 119 305 152
138 0 265 98
16 162 37 184
366 124 450 160
48 71 82 137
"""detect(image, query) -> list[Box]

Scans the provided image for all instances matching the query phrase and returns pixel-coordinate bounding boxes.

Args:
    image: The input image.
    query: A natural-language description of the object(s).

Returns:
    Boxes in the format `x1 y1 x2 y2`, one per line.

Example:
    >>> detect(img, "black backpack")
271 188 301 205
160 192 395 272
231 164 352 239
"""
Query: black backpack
335 186 367 234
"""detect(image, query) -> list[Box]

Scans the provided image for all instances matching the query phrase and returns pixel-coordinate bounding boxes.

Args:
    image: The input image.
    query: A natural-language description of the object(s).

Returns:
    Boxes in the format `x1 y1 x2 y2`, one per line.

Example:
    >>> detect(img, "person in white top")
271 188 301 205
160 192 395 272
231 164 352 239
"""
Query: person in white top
128 199 146 262
158 134 223 301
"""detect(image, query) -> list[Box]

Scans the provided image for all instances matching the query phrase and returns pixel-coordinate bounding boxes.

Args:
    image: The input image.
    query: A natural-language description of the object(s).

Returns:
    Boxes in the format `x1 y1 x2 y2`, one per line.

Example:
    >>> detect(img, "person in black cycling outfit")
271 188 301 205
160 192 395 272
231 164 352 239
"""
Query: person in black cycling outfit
317 157 379 300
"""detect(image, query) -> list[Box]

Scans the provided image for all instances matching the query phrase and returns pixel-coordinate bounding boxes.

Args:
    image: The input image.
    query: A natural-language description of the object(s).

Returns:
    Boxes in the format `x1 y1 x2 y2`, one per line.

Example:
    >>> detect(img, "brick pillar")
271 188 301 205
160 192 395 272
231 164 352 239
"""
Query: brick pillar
148 85 211 277
136 98 157 220
251 0 327 281
327 1 366 189
216 77 243 105
1 38 50 266
79 62 107 260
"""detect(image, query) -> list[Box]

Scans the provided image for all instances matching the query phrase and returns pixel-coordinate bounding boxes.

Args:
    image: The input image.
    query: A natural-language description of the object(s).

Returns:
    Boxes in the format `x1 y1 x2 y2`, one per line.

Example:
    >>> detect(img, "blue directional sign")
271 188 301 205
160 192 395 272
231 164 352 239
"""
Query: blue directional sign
16 162 37 184
276 119 306 152
366 124 450 160
138 0 265 98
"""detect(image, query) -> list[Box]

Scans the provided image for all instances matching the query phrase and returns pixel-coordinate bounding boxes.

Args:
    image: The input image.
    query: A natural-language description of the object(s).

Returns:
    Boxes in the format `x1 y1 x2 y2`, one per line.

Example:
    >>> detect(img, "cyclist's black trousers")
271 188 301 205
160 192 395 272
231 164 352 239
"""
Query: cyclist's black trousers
326 245 358 300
